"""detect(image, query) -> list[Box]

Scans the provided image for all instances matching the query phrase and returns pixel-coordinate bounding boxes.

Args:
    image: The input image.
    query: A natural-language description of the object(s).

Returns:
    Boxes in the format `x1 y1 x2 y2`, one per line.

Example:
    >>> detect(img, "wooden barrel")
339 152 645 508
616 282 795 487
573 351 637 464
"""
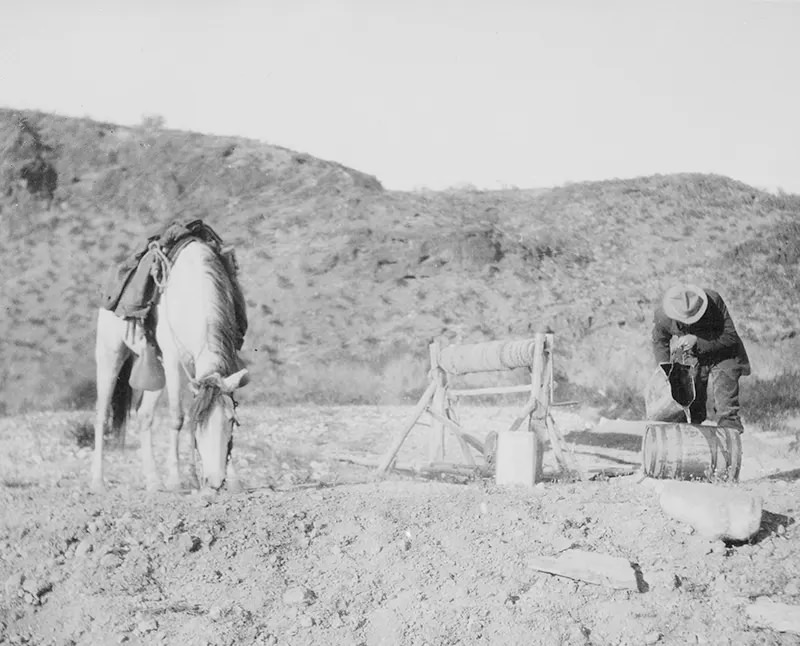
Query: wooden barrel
641 423 742 482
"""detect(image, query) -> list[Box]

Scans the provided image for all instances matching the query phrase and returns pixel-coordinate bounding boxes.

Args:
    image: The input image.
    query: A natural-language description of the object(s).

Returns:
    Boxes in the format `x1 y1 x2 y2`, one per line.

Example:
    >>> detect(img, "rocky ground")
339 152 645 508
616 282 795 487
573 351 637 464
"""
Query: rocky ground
1 405 799 646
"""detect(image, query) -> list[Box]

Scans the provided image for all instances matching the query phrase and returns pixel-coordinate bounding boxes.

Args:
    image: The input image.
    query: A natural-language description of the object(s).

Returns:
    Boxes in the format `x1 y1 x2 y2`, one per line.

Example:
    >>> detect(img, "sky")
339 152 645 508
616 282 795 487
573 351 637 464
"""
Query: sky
1 0 799 192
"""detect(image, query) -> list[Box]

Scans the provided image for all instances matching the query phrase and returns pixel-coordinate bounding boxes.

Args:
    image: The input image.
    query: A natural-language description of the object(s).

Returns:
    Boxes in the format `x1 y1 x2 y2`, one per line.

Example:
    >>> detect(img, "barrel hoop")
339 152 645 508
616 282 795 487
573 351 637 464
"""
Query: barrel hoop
707 426 718 478
718 428 730 477
642 426 653 476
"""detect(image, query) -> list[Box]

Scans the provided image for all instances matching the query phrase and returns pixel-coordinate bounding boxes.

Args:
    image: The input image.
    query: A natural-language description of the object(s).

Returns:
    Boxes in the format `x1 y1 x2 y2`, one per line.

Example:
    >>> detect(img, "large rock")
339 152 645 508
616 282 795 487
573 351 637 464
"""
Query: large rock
658 481 762 541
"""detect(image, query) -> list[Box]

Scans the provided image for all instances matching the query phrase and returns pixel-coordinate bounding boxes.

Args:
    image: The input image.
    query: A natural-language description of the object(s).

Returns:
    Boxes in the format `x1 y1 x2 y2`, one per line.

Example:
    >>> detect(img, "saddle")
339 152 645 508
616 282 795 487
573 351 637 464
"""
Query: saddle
100 218 248 390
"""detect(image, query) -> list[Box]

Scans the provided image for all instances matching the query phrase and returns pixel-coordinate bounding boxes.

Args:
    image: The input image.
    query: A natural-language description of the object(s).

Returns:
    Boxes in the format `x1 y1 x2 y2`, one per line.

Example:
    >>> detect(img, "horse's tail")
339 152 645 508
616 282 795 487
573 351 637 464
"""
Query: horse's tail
109 354 136 440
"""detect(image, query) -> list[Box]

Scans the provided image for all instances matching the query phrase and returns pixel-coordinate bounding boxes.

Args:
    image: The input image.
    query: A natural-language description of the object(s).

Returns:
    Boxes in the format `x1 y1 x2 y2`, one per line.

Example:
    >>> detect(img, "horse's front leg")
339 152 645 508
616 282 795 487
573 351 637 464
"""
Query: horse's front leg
226 457 243 493
137 389 163 491
161 357 185 491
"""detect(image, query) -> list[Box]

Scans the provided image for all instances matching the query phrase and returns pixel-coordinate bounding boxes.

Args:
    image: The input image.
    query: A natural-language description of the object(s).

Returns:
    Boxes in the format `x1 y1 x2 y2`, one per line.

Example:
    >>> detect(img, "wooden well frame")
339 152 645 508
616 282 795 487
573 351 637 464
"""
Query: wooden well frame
375 333 584 482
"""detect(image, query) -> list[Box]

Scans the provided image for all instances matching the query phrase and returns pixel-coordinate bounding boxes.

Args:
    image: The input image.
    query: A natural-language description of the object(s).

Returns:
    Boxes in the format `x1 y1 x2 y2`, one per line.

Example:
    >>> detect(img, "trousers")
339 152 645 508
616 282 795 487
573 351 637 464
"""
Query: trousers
688 359 743 430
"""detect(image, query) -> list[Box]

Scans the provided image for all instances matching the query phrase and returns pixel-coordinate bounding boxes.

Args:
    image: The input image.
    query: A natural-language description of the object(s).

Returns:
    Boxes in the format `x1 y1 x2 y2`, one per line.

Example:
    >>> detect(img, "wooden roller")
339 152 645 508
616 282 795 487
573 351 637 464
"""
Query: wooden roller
438 339 537 374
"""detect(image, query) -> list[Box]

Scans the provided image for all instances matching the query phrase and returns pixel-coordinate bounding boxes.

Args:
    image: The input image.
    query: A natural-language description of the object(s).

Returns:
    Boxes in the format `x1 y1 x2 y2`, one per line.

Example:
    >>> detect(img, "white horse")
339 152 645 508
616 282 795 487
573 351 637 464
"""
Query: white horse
91 240 249 492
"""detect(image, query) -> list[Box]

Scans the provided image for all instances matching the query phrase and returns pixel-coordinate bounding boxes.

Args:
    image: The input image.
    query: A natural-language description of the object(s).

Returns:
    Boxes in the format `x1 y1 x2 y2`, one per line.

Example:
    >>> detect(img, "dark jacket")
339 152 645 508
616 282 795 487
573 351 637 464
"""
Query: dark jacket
652 288 750 375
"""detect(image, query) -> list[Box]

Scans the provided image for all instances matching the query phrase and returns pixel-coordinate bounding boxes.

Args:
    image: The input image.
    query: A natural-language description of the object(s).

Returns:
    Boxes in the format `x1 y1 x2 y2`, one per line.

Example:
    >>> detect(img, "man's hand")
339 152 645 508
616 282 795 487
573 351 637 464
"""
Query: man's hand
676 334 698 351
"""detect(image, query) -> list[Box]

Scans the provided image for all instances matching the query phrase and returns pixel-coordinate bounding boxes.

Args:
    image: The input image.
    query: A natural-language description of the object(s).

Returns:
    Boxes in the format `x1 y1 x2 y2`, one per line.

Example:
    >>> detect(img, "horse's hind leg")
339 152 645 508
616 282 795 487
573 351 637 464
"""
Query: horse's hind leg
137 389 163 491
91 310 128 493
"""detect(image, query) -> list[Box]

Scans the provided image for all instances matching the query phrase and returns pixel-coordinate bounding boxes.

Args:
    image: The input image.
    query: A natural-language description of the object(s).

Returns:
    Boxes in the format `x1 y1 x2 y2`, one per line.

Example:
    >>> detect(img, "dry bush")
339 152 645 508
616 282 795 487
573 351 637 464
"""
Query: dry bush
741 372 800 431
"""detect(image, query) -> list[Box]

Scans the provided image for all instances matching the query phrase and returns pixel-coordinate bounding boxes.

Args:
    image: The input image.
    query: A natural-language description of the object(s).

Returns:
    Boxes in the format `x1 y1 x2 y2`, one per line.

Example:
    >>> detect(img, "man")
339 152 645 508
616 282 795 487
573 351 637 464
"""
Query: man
652 284 750 430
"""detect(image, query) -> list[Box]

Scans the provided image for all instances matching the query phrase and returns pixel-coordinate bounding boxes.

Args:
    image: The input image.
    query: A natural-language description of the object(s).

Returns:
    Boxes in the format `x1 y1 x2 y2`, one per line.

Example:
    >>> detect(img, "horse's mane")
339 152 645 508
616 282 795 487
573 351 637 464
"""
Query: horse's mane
201 246 244 374
180 242 246 428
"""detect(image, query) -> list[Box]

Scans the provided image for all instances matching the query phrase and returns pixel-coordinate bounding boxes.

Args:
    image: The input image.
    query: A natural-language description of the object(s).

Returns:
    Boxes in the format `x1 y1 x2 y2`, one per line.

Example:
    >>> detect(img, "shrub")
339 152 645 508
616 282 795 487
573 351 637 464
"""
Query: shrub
67 420 94 448
741 371 800 430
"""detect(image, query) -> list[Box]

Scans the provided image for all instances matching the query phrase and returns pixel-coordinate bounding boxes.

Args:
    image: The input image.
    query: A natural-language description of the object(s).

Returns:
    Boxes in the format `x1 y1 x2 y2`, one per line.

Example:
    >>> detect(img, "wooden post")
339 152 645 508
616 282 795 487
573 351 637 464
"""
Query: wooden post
375 379 438 475
426 407 477 467
528 332 549 454
428 341 447 463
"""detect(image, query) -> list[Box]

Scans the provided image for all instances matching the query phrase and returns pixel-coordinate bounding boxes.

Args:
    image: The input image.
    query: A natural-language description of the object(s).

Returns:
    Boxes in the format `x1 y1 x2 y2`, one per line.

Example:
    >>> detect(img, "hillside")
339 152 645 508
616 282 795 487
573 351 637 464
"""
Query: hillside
1 108 799 416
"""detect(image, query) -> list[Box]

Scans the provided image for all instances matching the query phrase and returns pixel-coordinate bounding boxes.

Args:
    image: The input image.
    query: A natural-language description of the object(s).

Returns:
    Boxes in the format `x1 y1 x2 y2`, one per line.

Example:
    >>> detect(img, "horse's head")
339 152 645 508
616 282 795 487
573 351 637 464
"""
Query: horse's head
188 368 249 490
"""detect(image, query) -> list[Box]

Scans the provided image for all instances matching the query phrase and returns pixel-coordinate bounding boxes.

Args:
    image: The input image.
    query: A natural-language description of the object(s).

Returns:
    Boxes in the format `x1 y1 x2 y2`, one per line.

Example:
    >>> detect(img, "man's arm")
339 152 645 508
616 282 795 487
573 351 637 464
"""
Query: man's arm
694 294 740 358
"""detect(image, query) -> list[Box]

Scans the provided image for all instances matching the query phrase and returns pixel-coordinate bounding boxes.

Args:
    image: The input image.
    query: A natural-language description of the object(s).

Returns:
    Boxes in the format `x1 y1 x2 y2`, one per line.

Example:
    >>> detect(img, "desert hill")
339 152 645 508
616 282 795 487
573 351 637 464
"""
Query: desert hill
1 108 798 418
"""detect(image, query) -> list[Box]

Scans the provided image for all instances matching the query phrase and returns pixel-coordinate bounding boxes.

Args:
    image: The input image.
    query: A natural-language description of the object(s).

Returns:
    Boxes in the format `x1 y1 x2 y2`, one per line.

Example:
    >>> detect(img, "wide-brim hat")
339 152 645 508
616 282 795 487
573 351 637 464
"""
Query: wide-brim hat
663 284 708 324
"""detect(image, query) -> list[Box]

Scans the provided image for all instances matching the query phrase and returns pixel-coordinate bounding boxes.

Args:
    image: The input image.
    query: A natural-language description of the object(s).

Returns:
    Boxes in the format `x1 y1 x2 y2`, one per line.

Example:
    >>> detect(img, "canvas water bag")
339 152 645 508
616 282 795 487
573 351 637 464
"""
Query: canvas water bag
644 362 696 423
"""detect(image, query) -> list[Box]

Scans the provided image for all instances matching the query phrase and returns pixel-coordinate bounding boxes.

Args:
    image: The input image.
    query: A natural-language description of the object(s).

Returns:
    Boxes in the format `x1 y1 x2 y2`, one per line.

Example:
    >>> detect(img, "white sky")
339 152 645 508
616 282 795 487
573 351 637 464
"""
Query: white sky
1 0 799 192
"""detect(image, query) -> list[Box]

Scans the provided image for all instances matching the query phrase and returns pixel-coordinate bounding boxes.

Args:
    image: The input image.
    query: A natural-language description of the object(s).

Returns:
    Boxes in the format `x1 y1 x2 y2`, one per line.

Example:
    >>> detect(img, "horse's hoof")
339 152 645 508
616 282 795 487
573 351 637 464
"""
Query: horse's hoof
187 474 201 490
90 479 106 494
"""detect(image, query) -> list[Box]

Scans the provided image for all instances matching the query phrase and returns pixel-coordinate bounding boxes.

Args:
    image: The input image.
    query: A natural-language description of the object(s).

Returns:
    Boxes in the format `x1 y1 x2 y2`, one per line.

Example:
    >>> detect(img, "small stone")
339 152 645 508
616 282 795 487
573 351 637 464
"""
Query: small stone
22 577 52 599
101 552 123 568
298 614 314 628
74 540 94 558
136 618 158 634
282 586 316 606
116 634 130 643
777 525 786 536
708 540 727 555
467 615 483 634
479 502 489 515
643 631 661 644
208 605 225 621
784 581 800 596
4 572 24 597
177 534 202 554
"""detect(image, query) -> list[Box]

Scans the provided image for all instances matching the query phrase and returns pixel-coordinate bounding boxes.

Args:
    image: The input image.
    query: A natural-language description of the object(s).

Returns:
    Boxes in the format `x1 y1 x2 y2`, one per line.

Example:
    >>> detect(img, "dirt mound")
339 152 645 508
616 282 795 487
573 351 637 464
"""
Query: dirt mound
1 407 799 645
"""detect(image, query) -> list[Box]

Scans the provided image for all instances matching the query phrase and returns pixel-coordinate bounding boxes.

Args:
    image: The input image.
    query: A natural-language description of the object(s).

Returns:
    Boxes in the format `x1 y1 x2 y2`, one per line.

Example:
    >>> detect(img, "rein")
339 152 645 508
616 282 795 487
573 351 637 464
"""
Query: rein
148 240 173 290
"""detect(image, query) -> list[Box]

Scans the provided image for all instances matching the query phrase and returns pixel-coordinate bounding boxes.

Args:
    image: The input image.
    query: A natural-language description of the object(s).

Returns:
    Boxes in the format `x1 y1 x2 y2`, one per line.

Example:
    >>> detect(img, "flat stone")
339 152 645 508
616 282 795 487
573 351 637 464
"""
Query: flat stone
747 598 800 634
